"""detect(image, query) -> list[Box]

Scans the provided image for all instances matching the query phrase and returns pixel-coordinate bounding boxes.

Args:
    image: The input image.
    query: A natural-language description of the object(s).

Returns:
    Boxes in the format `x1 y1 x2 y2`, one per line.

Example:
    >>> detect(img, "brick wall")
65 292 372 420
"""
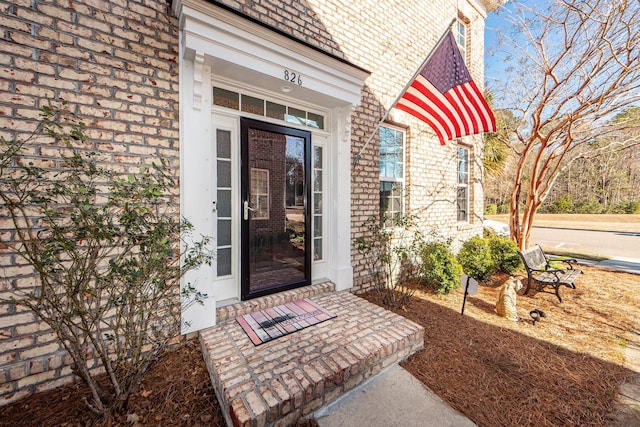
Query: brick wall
0 0 488 404
214 0 487 289
213 0 487 288
0 0 180 405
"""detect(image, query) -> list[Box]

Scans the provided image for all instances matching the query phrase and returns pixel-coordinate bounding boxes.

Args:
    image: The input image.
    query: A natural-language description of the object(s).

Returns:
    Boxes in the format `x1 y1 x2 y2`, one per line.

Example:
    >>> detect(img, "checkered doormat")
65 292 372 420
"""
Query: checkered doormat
236 298 337 345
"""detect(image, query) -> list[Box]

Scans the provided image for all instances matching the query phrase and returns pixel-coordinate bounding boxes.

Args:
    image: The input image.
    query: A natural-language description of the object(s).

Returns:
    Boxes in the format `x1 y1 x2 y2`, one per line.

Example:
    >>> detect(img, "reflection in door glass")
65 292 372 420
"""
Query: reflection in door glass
247 131 306 293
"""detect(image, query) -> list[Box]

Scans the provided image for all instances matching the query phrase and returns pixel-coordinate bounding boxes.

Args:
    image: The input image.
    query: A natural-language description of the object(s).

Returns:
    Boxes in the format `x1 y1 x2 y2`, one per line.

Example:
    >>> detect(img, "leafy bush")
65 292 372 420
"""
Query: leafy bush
417 241 462 294
574 198 604 214
457 236 494 281
488 236 522 274
484 203 497 215
548 195 573 213
497 203 510 214
0 104 213 417
608 201 640 214
355 214 423 308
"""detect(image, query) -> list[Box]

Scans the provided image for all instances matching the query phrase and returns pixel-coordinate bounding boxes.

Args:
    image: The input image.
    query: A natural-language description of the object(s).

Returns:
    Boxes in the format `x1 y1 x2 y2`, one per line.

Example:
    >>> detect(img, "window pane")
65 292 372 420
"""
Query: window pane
242 95 264 116
217 129 231 158
457 187 468 222
379 126 405 218
314 238 322 261
379 126 403 179
217 189 231 217
458 147 469 184
217 248 232 276
286 107 306 125
307 112 324 129
314 170 322 192
314 146 323 169
213 88 239 110
218 219 231 246
266 101 286 120
217 160 231 188
380 181 402 218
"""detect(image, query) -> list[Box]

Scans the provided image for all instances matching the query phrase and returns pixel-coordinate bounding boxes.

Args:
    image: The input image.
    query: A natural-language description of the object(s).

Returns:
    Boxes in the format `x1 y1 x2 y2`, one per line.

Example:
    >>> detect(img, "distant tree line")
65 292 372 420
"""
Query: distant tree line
485 107 640 216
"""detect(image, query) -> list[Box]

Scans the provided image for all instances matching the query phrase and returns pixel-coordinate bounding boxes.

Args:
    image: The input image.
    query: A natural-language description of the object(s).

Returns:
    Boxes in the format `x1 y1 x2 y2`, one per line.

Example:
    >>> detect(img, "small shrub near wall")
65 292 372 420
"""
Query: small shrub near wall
457 236 493 281
488 236 522 274
416 241 462 294
355 214 423 308
0 105 213 417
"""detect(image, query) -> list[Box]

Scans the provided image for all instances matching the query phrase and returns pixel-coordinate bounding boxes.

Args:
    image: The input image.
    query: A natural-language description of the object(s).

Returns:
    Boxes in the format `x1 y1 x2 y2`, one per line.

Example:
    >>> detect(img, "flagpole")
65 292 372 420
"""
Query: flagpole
353 17 457 163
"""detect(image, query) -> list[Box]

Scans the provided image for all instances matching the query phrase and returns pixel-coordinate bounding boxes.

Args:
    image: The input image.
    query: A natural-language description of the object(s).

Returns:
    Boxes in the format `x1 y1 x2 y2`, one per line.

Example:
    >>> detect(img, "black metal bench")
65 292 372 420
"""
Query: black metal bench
518 245 583 302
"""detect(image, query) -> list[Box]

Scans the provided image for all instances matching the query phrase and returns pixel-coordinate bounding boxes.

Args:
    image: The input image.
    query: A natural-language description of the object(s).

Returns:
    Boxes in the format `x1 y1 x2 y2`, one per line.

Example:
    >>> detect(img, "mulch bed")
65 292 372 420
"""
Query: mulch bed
0 266 637 426
362 265 639 426
0 340 226 427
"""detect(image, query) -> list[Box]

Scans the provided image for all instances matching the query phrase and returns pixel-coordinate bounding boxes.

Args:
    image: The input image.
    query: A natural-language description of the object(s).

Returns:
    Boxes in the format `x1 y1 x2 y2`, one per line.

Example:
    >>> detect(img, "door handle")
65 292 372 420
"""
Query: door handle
243 200 255 220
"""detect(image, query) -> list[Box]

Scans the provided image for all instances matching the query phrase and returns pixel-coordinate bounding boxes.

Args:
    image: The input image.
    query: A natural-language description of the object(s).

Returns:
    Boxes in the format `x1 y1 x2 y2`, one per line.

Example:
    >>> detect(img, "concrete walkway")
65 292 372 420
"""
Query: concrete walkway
595 256 640 275
612 339 640 425
315 364 475 427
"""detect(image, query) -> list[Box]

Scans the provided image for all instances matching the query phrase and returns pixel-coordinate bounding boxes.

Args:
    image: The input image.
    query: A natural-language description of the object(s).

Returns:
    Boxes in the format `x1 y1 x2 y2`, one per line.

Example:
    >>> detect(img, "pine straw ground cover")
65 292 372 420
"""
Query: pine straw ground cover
0 339 227 427
362 265 640 427
0 266 637 426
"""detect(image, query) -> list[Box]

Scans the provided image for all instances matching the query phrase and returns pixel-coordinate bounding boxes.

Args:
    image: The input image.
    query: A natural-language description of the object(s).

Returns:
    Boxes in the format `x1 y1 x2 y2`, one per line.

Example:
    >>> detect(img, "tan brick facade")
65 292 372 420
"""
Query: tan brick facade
0 0 489 405
0 0 180 405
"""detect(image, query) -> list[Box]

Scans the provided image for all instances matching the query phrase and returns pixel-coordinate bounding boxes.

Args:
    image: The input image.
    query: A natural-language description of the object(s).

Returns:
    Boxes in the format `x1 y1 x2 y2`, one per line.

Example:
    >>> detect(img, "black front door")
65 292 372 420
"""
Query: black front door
240 118 312 300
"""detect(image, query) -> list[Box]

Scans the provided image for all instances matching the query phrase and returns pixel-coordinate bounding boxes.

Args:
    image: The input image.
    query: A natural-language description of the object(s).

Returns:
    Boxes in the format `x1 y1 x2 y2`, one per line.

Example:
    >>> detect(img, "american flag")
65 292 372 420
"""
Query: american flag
395 30 496 145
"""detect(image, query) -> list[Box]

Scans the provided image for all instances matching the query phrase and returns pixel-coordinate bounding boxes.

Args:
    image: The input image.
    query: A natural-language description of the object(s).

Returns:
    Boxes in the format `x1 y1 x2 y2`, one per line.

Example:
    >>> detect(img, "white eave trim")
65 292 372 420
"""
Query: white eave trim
173 0 369 107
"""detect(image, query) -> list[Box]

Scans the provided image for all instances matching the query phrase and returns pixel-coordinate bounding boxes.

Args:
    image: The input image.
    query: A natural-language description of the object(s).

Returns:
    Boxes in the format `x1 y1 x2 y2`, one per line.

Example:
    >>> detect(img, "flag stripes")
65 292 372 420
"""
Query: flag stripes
394 30 496 145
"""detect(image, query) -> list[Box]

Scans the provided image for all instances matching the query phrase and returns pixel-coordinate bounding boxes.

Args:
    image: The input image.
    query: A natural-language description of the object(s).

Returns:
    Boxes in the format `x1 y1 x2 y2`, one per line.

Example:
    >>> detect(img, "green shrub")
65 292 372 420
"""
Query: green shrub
488 236 522 274
484 203 497 215
355 214 423 308
0 104 213 416
574 198 604 214
457 236 493 281
417 241 462 294
497 204 510 214
609 201 640 214
548 195 573 213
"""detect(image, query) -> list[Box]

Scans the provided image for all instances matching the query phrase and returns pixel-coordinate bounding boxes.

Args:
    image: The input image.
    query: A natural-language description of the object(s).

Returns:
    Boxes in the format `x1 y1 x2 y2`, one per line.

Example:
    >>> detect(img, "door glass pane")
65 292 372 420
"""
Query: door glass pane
313 146 323 261
217 160 231 187
217 189 231 217
246 128 307 294
218 219 231 246
217 248 232 276
216 129 232 278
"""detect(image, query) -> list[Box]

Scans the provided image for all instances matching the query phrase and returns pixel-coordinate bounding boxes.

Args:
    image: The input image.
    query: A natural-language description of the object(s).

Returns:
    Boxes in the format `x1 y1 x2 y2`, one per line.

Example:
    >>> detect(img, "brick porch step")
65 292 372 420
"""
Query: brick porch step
199 283 424 427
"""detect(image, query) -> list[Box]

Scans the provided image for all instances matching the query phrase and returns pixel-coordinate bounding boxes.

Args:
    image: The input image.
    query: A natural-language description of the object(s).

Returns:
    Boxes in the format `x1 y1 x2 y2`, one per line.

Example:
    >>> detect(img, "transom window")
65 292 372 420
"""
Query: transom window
213 87 325 130
379 125 405 219
457 146 469 222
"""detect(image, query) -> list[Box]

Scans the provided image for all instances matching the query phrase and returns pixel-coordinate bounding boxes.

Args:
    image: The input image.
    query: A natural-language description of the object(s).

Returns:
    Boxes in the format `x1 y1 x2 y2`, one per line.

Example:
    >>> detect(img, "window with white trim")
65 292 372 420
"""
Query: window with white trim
379 125 405 219
457 146 469 222
455 17 468 62
250 168 269 220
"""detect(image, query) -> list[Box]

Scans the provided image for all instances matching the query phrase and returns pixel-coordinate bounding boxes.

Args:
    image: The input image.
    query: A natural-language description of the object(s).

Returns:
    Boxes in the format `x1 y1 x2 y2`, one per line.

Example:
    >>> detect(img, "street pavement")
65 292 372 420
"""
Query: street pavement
530 225 640 274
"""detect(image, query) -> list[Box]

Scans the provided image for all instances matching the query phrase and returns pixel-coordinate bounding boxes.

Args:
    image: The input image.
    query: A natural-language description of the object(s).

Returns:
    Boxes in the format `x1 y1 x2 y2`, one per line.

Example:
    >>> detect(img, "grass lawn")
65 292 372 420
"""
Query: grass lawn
486 213 640 233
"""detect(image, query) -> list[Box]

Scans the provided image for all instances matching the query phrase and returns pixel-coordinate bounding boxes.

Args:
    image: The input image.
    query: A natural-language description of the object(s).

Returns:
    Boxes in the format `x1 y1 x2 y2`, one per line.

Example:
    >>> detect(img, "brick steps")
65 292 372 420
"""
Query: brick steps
199 284 424 427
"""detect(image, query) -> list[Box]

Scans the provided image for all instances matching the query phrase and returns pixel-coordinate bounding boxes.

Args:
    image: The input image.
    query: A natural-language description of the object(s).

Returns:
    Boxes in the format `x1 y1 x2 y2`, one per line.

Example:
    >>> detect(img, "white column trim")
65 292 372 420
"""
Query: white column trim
193 51 204 110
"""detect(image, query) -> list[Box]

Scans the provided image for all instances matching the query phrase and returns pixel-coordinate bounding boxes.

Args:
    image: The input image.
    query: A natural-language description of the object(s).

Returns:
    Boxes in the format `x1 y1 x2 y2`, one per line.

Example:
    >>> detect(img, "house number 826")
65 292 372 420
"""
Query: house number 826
284 70 302 86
